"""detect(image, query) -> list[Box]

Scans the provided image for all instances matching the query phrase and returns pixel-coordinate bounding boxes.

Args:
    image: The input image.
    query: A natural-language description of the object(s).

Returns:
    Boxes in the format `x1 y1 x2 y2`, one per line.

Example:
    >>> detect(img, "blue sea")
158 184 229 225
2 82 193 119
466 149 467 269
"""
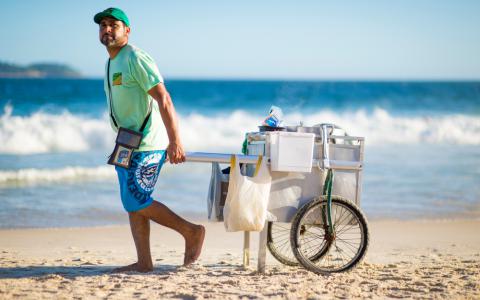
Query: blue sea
0 78 479 228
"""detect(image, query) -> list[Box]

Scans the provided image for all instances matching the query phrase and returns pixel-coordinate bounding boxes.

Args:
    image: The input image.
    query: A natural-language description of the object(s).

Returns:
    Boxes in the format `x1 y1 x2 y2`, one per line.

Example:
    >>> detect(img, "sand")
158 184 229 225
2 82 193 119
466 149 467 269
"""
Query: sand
0 219 479 299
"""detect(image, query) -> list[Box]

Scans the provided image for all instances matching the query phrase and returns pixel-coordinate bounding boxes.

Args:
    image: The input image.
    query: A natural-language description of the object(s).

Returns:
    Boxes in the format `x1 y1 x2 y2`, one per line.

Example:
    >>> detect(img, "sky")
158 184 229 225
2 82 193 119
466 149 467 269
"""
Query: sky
0 0 479 80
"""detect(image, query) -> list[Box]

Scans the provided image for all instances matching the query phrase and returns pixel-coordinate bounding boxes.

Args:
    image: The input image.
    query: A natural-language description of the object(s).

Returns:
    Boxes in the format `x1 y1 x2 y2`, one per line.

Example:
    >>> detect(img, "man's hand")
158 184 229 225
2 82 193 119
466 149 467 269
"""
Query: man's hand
166 141 186 164
148 84 185 165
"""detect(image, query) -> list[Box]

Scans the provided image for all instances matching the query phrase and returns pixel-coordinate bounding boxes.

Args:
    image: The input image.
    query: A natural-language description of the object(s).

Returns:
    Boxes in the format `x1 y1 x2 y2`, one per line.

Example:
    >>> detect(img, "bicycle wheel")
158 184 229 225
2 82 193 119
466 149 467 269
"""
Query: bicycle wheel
291 196 369 273
267 221 298 266
266 210 331 266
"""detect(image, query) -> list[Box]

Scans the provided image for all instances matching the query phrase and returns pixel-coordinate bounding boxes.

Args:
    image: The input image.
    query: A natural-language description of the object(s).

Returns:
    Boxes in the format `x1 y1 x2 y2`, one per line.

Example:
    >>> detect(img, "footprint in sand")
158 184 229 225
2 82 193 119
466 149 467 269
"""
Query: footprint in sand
461 259 475 263
413 281 427 287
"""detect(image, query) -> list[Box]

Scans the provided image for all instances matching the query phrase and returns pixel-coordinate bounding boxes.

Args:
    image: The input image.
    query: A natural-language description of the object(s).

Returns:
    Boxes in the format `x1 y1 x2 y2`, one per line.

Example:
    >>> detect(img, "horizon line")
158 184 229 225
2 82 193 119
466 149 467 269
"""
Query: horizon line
2 76 479 82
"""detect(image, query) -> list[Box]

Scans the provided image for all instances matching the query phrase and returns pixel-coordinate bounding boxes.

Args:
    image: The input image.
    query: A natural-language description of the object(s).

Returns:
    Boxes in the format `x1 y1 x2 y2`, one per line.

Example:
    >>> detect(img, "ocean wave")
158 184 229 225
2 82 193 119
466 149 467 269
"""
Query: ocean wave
1 104 480 155
290 109 480 145
0 165 116 186
0 104 115 154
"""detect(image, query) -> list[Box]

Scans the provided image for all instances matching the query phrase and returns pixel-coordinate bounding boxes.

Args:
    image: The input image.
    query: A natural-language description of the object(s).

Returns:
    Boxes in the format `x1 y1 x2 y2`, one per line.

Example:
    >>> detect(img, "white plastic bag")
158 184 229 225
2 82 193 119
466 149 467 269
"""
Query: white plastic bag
223 155 272 232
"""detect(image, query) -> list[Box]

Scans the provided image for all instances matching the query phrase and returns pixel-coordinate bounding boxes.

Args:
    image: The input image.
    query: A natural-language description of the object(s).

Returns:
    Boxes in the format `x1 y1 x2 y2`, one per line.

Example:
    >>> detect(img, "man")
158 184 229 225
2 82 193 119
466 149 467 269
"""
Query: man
94 7 205 272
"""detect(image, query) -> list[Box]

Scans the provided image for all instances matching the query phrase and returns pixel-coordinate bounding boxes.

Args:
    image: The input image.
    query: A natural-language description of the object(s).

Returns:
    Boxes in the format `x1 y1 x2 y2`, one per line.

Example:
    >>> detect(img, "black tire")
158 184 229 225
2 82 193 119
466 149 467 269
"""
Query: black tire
290 196 369 273
267 221 299 266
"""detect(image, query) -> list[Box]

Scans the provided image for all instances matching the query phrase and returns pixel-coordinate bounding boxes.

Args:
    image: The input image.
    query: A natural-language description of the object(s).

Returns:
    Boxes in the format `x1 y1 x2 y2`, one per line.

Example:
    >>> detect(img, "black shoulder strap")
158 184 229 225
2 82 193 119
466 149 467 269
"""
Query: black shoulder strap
107 59 152 133
107 59 119 129
139 101 152 132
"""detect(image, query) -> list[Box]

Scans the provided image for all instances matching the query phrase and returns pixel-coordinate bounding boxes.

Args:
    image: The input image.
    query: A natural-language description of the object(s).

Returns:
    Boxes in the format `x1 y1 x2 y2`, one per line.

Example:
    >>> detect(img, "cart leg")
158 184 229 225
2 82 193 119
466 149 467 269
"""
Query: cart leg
243 231 250 268
257 222 268 273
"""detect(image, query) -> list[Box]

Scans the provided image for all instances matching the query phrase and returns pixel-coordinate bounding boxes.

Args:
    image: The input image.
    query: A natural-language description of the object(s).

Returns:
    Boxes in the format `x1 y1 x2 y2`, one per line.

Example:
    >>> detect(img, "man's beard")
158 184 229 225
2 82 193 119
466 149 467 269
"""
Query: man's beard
101 34 117 47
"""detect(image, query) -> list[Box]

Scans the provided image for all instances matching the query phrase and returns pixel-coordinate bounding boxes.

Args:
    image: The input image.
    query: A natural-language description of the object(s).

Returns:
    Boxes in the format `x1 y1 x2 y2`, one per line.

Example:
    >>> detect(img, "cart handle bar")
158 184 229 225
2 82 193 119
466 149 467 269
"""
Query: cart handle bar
185 152 260 164
185 152 362 170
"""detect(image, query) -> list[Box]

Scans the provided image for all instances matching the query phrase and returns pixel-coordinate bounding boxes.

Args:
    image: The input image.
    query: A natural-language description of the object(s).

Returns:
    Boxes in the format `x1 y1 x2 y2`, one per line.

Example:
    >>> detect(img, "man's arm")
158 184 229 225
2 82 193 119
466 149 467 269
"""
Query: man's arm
148 83 185 164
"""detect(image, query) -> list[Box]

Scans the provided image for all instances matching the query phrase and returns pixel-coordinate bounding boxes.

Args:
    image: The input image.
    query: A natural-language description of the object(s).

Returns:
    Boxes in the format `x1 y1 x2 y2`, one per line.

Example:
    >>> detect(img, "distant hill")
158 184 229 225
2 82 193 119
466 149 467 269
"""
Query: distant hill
0 62 82 78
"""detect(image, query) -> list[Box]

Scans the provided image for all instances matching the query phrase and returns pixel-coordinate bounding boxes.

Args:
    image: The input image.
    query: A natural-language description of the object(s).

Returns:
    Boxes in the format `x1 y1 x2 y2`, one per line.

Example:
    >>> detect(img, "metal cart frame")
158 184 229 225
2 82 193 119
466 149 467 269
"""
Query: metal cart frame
186 124 365 273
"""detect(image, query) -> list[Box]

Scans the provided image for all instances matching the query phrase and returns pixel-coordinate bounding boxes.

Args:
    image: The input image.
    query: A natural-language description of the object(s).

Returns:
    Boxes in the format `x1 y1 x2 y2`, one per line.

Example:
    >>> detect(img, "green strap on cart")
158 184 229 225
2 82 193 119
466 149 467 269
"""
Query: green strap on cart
323 169 335 234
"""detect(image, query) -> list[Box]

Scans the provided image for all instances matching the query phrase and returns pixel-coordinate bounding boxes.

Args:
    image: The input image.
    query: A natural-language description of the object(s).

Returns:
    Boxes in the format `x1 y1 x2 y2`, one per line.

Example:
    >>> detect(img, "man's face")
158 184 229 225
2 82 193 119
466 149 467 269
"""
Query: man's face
99 17 130 48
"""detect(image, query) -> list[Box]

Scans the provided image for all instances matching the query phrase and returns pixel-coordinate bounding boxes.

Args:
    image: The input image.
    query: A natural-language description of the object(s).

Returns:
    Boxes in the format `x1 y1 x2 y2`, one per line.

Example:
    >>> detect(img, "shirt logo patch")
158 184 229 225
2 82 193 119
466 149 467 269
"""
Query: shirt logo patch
112 72 122 86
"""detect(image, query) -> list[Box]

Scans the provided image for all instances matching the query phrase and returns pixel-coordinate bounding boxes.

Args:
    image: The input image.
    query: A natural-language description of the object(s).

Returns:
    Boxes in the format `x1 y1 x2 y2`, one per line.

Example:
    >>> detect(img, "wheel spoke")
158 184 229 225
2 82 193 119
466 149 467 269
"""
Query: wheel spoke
268 223 297 265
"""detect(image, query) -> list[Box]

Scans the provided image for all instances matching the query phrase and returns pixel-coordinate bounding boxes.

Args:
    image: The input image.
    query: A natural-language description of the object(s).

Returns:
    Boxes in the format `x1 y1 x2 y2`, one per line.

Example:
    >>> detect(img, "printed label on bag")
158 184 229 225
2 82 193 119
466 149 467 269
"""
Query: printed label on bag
114 145 132 166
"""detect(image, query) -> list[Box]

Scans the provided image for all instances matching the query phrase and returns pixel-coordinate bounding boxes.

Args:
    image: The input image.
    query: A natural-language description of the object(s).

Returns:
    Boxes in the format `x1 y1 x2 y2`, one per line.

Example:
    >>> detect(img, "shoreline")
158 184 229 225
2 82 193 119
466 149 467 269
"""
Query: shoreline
1 219 479 299
1 214 479 231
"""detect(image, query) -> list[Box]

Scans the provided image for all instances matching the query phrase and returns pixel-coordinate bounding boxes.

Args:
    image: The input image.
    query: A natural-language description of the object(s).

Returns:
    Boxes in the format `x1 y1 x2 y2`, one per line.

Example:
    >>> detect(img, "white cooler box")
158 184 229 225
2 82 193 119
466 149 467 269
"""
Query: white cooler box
268 132 315 173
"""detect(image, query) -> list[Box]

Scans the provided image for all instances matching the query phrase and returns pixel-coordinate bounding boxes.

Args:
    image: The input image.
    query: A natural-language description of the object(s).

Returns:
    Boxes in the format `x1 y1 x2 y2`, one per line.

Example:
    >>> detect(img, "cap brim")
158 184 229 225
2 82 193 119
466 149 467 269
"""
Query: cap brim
94 12 116 24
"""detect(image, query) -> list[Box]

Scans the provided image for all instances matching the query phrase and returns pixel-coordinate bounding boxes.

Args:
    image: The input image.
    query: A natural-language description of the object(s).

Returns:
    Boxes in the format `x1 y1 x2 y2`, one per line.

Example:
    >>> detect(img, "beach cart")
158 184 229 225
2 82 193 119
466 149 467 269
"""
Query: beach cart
186 123 368 274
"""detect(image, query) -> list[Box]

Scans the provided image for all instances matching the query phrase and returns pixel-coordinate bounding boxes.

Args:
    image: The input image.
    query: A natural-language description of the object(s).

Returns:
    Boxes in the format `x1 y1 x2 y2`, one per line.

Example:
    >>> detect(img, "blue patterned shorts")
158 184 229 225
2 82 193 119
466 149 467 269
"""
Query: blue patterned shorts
115 150 167 212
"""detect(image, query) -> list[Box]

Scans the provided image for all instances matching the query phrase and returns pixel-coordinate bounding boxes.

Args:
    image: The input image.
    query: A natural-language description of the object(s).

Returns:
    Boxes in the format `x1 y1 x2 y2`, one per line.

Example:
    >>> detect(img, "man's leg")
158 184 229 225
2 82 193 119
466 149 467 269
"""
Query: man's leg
112 211 154 273
112 200 205 272
138 201 205 266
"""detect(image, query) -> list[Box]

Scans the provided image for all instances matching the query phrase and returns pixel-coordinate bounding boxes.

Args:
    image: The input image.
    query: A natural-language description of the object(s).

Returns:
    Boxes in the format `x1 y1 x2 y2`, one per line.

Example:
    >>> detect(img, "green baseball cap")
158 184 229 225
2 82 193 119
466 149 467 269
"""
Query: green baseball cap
94 7 130 27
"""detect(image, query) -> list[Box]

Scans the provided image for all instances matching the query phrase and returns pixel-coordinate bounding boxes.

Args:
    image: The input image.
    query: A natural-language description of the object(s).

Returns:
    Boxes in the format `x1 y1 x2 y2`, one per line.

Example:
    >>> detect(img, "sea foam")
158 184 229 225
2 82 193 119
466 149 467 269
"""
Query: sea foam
0 104 114 154
0 165 115 186
1 104 479 155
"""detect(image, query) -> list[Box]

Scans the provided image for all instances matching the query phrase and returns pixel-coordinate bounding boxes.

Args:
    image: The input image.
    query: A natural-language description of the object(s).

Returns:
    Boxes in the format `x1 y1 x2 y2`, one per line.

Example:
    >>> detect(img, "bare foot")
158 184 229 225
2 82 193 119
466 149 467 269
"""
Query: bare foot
183 225 205 266
111 262 153 273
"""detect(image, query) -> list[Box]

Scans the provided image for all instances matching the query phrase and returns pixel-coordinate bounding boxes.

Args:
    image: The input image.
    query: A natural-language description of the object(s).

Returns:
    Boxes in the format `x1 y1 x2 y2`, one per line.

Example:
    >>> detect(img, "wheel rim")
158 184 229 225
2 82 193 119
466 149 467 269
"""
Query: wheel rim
295 200 366 272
